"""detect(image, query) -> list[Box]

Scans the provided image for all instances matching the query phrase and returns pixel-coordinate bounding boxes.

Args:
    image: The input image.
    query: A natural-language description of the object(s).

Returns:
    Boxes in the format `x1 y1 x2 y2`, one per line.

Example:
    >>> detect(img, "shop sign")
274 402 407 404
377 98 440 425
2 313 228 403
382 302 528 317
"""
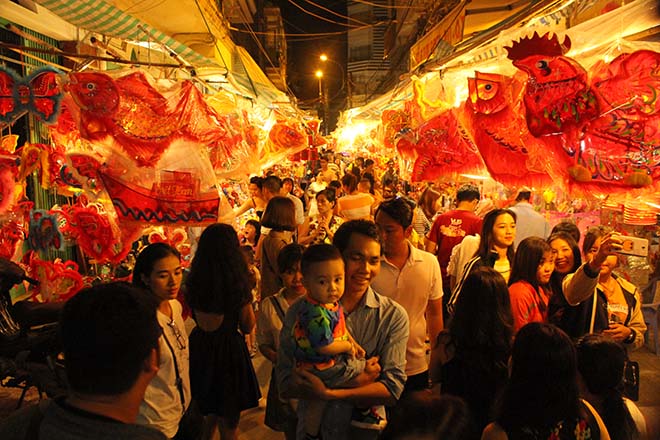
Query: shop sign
410 2 467 70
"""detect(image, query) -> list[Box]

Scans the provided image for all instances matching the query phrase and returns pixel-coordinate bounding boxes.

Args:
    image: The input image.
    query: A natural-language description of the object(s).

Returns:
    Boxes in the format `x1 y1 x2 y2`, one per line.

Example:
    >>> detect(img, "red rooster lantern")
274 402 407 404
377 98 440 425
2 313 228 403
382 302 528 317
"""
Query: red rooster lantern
577 50 660 189
506 32 599 137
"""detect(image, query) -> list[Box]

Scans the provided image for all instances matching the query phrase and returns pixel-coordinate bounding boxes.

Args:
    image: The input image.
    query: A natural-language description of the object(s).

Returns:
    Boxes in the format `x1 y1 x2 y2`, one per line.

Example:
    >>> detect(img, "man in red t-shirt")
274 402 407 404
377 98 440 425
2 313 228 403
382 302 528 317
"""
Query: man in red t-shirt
426 184 483 301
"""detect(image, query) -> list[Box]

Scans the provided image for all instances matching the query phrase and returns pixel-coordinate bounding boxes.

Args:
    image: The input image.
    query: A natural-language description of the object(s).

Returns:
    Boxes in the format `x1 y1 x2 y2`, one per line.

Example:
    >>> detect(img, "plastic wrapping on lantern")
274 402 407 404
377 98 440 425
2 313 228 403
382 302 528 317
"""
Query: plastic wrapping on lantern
261 117 309 169
97 137 225 225
61 69 247 171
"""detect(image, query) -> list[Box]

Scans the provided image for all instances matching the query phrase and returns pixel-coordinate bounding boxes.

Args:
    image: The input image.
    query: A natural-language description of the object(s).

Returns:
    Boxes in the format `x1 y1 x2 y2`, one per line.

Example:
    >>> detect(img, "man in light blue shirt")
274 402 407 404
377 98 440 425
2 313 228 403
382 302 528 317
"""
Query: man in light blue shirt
277 220 409 439
509 187 550 249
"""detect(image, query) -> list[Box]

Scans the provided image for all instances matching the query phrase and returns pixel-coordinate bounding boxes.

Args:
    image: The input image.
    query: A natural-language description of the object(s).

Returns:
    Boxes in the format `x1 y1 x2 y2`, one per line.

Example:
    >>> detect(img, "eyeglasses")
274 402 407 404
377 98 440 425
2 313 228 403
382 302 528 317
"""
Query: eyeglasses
167 319 186 350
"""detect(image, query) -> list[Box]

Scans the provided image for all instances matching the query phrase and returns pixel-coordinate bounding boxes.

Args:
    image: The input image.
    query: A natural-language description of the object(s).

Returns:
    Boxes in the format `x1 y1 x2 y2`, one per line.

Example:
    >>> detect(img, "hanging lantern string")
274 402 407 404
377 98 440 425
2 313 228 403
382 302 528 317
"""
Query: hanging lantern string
0 42 195 70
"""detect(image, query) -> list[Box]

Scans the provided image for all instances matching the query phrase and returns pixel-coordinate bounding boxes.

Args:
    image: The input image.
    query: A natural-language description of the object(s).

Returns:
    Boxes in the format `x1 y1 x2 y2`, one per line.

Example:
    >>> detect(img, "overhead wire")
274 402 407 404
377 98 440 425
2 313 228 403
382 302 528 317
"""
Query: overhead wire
122 0 168 15
286 0 361 28
300 0 369 26
351 0 426 10
232 0 311 111
229 22 386 39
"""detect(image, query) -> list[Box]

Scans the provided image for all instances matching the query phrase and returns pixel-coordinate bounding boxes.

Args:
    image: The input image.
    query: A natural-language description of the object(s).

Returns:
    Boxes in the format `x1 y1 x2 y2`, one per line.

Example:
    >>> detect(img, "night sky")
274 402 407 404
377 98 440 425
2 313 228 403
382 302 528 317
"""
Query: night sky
276 0 347 110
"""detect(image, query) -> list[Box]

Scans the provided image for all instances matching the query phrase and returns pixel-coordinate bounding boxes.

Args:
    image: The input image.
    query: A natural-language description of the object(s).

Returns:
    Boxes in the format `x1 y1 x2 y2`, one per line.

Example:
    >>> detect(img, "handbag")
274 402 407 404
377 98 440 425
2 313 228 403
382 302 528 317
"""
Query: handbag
623 360 640 401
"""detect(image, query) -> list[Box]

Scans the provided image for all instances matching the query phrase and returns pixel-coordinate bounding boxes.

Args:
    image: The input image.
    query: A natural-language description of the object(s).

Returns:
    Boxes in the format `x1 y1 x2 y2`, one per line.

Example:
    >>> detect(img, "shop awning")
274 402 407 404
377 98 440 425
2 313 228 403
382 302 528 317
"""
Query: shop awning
32 0 217 67
31 0 292 106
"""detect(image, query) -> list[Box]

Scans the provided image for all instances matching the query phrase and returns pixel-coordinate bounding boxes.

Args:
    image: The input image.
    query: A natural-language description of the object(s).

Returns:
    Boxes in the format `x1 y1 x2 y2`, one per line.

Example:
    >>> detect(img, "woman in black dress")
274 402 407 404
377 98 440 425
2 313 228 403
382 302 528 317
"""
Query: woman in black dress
185 223 261 440
432 266 514 431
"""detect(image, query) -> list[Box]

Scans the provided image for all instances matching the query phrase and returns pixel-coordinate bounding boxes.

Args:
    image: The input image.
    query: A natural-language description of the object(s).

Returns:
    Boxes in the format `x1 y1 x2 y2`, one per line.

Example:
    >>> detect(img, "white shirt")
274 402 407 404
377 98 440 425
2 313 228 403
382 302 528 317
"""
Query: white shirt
137 299 191 438
286 193 305 225
624 397 647 439
371 242 443 376
509 201 550 249
257 289 291 352
447 234 480 285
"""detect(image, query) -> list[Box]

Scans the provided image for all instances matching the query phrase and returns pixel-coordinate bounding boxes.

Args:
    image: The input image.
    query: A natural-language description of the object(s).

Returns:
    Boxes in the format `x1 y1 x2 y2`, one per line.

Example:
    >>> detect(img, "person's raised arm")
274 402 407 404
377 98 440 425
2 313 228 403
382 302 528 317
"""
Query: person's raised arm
564 234 622 305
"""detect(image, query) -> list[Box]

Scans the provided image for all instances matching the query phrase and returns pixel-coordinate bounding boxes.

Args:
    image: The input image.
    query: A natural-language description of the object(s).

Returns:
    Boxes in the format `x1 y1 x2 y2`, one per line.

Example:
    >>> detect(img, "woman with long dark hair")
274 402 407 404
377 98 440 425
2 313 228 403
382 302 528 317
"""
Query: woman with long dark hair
577 334 646 440
448 208 516 313
431 266 513 431
185 224 261 440
483 323 610 439
133 243 195 439
508 237 555 332
547 229 634 341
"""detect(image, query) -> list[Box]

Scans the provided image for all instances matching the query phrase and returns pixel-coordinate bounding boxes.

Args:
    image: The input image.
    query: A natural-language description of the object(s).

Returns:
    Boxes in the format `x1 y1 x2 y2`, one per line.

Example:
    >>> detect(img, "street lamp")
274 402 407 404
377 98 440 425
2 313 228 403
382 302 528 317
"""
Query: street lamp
315 69 326 133
319 53 345 95
315 69 323 99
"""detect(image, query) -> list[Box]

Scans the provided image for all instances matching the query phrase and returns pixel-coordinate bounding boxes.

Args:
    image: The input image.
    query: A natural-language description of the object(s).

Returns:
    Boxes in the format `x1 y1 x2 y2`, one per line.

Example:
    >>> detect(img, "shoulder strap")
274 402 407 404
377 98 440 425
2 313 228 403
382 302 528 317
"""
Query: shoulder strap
269 295 286 323
25 400 50 440
579 399 602 438
162 325 186 414
447 256 481 315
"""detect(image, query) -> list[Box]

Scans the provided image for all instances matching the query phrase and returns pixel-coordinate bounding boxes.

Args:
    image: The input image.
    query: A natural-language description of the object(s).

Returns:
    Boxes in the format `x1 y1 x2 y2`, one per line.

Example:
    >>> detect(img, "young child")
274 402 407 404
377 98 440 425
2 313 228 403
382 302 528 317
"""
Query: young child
241 245 261 357
258 243 306 436
508 236 555 332
294 244 369 439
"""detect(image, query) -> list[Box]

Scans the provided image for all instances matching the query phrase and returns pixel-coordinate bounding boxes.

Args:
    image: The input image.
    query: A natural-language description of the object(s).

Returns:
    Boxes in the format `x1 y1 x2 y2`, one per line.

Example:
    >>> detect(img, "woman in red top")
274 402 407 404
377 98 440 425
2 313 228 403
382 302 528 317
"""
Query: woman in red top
508 237 555 332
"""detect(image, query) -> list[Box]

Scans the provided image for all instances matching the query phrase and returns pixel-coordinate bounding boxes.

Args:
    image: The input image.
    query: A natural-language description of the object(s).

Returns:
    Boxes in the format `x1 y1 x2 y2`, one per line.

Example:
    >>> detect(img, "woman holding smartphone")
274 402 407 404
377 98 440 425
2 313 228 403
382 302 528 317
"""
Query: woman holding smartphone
582 227 646 349
549 227 646 347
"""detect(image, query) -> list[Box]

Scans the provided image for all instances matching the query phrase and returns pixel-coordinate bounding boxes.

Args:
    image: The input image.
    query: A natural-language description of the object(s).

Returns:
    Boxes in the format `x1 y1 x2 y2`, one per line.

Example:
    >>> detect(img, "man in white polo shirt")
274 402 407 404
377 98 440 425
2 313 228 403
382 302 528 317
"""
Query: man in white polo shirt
371 196 443 396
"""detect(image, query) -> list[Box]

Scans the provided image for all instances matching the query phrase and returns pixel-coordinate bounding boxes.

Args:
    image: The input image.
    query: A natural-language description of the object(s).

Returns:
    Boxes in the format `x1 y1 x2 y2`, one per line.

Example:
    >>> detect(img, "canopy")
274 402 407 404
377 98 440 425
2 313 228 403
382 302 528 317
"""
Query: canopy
31 0 291 106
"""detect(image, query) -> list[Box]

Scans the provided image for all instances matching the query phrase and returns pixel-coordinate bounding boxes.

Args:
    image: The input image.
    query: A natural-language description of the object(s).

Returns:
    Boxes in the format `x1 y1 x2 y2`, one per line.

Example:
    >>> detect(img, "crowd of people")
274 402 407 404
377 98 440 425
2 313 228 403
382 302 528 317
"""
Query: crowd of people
0 154 651 440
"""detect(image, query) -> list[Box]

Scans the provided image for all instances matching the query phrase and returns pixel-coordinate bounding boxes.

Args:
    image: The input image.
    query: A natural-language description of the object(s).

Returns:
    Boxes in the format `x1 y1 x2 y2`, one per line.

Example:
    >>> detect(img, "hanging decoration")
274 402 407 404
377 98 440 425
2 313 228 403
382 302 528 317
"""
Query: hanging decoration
98 169 220 224
505 32 599 137
409 110 485 182
27 253 83 302
0 67 63 125
459 71 561 188
28 209 63 251
147 226 192 263
54 202 121 263
576 50 660 187
0 201 31 260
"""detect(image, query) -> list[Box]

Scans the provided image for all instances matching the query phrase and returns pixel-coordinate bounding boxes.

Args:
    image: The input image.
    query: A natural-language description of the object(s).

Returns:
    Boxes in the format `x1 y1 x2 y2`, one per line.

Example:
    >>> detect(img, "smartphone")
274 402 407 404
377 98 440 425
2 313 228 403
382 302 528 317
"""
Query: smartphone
615 235 649 257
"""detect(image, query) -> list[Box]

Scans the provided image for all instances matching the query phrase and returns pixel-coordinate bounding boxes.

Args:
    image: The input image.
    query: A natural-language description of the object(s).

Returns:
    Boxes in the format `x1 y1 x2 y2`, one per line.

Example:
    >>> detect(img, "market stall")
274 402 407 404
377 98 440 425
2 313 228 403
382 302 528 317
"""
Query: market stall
0 0 317 301
334 0 660 286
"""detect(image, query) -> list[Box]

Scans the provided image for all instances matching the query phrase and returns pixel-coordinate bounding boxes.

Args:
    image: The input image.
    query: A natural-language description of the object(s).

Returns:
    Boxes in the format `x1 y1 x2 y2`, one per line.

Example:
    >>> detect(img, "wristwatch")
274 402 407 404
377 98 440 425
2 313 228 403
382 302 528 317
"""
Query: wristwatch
623 328 636 344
